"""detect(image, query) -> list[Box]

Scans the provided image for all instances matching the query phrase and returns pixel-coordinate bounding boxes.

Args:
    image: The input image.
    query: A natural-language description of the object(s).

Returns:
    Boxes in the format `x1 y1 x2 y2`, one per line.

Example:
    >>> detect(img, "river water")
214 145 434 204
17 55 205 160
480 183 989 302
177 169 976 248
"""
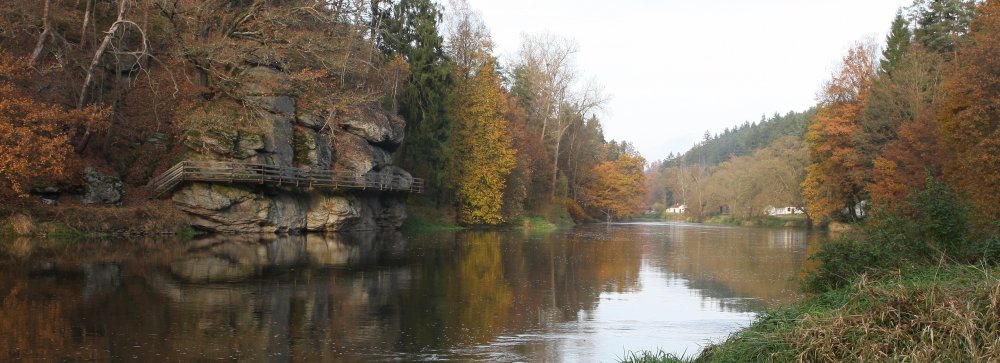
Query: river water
0 221 819 362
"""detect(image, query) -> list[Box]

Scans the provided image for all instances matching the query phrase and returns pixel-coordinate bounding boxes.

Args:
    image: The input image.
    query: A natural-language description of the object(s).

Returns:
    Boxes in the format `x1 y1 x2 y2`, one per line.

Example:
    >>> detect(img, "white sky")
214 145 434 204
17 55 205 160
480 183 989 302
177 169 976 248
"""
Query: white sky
463 0 911 161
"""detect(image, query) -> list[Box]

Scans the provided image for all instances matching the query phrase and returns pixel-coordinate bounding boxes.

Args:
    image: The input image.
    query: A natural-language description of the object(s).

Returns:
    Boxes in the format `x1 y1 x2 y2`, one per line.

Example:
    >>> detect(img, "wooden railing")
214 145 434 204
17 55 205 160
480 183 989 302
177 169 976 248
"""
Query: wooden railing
150 160 424 197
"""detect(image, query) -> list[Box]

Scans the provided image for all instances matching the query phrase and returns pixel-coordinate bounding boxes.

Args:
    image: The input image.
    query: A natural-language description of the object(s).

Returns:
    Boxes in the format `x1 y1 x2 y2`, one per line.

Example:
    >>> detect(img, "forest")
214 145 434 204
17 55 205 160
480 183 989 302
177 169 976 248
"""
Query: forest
624 1 1000 361
0 0 646 229
647 0 1000 231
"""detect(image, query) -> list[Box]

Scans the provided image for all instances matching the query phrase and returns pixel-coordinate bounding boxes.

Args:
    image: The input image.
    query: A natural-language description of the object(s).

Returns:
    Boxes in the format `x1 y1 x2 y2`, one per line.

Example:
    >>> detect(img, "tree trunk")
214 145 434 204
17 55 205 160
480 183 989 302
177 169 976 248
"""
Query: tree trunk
550 129 561 199
29 0 52 67
79 0 93 48
76 0 128 153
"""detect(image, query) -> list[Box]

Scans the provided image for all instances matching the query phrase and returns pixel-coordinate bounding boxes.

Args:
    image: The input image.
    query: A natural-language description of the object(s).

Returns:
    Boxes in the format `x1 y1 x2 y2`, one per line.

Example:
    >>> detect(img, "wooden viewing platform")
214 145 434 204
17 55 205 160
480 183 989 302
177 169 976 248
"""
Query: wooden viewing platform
150 160 424 197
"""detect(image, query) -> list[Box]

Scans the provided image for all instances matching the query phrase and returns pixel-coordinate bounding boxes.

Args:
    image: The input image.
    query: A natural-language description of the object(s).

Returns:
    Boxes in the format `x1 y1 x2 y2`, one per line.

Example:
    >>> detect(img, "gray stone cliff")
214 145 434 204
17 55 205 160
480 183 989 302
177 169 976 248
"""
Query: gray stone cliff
171 64 412 233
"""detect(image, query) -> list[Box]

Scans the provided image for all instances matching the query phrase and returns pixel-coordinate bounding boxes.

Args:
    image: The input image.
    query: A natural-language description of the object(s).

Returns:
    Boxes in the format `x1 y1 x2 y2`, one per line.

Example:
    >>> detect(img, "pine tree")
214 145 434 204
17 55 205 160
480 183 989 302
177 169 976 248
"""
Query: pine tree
910 0 976 57
377 0 455 206
881 10 912 75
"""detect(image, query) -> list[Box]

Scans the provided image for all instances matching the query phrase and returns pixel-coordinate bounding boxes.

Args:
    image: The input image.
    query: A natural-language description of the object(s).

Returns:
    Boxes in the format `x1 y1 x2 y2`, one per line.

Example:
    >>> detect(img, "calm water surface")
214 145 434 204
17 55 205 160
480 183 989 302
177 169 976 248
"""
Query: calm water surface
0 221 820 362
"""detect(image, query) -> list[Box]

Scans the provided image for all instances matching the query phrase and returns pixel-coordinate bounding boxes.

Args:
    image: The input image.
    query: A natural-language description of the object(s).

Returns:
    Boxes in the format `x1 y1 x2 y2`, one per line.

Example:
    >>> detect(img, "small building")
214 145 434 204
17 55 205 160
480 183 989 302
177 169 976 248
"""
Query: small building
666 204 687 214
765 206 805 216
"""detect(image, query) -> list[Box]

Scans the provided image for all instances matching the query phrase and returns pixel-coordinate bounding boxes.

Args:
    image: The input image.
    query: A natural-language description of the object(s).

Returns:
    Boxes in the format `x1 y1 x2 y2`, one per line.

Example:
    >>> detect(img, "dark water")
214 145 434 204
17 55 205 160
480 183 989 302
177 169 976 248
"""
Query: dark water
0 221 819 362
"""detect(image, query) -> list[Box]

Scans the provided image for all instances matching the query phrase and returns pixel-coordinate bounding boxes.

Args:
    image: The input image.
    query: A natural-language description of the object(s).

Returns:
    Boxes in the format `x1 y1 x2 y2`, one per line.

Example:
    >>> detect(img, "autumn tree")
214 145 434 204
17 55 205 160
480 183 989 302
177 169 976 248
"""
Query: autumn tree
443 0 492 81
511 33 606 199
865 45 948 212
563 116 606 201
703 136 809 219
0 55 108 197
802 40 879 223
449 60 516 225
582 146 646 221
502 96 549 218
938 0 1000 221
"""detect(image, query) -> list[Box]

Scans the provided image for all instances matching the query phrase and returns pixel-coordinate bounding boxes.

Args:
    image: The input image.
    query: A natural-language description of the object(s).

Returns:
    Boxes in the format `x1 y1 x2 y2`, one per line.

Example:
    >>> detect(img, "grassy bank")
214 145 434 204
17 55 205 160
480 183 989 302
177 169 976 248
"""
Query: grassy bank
699 265 1000 362
1 200 192 240
624 178 1000 362
702 214 809 228
404 199 574 233
624 265 1000 362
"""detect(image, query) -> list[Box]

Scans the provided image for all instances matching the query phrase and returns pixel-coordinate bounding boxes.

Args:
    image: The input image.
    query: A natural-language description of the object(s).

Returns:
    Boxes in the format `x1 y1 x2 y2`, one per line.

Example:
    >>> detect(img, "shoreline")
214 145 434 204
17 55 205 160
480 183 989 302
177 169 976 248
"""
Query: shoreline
622 264 1000 363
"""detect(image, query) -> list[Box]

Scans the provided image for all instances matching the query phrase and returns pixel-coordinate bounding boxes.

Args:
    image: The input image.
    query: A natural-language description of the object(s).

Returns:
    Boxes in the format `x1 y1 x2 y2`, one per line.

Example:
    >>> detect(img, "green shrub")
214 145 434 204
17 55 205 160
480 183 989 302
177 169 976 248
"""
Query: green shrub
805 175 993 292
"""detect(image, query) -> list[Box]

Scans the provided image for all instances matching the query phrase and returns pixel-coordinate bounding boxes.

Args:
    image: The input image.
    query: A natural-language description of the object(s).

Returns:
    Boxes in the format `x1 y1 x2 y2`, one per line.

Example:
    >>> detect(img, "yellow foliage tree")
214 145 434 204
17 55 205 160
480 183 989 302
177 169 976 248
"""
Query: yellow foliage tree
583 153 647 221
450 60 516 225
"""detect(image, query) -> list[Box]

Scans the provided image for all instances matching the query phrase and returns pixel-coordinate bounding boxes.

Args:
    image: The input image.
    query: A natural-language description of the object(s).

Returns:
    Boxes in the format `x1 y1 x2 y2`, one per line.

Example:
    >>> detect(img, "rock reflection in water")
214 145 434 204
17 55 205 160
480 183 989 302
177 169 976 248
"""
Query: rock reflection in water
0 223 817 362
169 232 404 282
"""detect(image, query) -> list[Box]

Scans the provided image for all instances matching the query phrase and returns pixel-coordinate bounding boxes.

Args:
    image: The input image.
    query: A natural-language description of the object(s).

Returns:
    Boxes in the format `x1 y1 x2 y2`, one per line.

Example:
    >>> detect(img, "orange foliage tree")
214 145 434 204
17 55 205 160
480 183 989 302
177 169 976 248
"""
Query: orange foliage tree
582 153 646 221
0 55 108 197
938 0 1000 221
865 46 948 213
802 40 879 223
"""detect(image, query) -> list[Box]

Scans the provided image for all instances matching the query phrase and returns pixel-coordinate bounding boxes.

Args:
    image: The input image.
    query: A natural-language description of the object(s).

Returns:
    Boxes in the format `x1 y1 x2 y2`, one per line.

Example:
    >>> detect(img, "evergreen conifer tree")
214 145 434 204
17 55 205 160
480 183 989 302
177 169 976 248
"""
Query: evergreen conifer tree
881 10 912 75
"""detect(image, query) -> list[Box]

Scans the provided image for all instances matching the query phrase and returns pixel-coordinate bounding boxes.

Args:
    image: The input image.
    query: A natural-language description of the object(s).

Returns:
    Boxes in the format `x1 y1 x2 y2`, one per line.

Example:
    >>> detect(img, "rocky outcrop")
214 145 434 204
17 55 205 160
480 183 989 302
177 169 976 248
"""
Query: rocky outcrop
82 167 124 205
171 183 405 233
338 107 405 149
171 41 415 234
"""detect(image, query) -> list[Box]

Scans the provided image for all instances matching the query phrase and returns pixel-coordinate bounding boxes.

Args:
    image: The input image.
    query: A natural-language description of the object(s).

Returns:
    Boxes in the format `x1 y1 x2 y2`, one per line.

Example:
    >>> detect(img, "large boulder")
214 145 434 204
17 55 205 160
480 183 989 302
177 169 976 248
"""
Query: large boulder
296 113 325 130
332 131 392 176
181 101 266 160
171 48 414 234
341 195 407 231
305 194 359 231
363 165 413 191
338 107 405 149
172 184 273 233
82 167 124 205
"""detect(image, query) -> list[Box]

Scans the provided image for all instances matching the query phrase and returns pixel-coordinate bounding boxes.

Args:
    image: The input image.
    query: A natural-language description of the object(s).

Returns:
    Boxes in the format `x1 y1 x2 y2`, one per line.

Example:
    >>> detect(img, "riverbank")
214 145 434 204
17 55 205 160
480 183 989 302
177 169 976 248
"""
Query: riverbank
646 212 810 228
403 200 575 233
702 214 809 228
624 179 1000 362
1 200 192 240
622 264 1000 362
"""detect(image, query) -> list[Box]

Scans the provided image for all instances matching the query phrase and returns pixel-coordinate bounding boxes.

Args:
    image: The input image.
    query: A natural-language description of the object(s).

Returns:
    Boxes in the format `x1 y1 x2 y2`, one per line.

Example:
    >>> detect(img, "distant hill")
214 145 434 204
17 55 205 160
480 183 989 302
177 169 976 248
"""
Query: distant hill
663 108 815 167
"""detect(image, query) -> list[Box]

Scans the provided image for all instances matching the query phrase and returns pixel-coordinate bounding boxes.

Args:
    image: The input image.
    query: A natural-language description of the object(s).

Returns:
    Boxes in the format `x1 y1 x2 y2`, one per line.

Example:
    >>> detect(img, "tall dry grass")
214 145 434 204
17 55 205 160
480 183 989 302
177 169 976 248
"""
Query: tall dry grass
698 265 1000 362
2 200 188 237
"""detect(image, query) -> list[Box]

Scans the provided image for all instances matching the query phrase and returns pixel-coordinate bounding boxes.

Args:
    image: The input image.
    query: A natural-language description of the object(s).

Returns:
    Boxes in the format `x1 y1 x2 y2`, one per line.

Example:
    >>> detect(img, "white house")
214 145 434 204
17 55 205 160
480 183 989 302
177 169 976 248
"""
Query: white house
666 204 687 214
765 206 805 216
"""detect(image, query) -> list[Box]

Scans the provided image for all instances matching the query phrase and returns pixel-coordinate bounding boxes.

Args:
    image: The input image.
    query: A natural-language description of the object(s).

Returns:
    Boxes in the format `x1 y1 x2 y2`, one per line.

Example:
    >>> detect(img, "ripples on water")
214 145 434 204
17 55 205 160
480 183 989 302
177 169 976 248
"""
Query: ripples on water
0 221 821 362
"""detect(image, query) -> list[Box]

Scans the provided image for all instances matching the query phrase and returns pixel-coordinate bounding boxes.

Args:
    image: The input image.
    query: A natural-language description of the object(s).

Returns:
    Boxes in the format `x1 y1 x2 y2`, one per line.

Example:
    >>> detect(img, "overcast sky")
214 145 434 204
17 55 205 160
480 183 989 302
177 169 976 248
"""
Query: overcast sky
463 0 911 161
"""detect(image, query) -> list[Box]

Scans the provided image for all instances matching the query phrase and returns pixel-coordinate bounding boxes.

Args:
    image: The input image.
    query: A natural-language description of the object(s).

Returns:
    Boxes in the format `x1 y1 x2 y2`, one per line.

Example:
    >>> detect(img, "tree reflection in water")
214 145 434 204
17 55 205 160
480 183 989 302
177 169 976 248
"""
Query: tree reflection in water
0 222 818 361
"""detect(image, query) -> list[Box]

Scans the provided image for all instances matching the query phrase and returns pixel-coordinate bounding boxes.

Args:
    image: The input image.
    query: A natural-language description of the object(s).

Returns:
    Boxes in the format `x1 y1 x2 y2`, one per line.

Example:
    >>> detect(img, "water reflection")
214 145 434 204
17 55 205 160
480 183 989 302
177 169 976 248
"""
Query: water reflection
0 222 818 361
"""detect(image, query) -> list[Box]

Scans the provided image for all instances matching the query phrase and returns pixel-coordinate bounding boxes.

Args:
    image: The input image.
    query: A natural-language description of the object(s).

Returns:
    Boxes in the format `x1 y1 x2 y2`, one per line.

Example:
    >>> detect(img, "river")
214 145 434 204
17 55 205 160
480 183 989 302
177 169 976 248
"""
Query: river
0 221 820 362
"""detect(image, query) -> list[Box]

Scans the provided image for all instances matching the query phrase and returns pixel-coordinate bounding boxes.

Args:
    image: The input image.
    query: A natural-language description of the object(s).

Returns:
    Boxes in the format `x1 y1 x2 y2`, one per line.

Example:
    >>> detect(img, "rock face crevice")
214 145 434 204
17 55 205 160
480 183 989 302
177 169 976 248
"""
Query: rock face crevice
174 63 412 233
